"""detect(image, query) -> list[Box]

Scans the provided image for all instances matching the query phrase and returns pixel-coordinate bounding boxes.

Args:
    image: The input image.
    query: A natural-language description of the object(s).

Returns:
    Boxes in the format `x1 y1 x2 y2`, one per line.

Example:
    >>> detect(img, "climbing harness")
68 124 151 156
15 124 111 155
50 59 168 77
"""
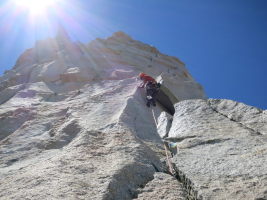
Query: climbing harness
151 108 176 175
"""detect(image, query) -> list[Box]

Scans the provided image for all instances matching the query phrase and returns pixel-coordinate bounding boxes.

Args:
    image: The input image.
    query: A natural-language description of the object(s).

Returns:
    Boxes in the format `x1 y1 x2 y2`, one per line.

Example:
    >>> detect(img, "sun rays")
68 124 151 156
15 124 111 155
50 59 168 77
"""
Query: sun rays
0 0 116 62
12 0 58 16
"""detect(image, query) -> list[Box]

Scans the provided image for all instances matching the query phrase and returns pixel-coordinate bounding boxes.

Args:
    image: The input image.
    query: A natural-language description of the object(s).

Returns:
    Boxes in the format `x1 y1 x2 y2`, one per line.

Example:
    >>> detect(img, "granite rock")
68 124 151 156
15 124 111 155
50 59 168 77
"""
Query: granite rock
157 112 173 138
0 30 200 199
169 99 267 200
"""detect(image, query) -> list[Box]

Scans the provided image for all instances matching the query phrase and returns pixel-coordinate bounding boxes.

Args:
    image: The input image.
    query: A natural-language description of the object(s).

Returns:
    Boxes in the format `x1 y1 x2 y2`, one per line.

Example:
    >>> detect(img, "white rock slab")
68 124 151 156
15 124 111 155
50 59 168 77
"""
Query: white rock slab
169 99 267 200
157 111 173 138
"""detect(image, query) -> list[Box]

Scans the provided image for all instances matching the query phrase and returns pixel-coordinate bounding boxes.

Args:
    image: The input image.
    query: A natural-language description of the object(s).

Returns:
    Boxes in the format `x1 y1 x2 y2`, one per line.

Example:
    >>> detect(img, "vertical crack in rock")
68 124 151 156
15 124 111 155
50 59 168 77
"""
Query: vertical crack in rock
130 144 189 200
167 99 267 200
172 164 201 200
152 115 197 199
0 30 209 199
135 172 187 200
134 143 199 200
157 145 200 200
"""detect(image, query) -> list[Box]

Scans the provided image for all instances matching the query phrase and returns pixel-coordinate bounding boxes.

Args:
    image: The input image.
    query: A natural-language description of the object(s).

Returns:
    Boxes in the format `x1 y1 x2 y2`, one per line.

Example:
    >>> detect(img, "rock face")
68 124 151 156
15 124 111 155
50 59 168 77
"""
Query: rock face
0 30 205 100
0 30 205 200
157 111 173 138
136 172 186 200
0 29 266 200
168 99 267 200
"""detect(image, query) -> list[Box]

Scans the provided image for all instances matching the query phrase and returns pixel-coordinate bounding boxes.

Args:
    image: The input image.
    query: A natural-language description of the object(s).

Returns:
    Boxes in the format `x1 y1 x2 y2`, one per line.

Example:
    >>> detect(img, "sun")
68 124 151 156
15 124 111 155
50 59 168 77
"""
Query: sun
13 0 57 16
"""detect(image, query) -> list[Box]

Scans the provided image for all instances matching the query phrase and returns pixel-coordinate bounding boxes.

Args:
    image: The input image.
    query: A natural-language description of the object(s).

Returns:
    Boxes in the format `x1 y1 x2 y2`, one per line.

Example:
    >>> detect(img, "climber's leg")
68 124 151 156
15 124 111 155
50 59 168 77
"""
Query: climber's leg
150 88 157 107
152 98 156 106
146 88 153 107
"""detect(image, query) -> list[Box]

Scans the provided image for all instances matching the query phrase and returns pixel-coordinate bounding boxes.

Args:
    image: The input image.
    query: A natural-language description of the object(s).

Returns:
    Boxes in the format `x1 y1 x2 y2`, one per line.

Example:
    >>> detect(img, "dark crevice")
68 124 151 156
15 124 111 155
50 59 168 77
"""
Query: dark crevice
159 145 200 200
172 164 201 200
151 162 160 172
164 135 197 143
160 139 201 199
4 158 19 167
207 101 263 136
156 90 175 116
184 138 231 149
133 159 189 200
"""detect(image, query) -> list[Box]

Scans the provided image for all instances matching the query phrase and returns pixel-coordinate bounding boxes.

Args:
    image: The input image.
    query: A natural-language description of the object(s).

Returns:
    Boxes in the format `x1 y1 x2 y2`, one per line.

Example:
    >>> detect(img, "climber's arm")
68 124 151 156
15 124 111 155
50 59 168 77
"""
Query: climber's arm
138 82 144 88
138 80 147 88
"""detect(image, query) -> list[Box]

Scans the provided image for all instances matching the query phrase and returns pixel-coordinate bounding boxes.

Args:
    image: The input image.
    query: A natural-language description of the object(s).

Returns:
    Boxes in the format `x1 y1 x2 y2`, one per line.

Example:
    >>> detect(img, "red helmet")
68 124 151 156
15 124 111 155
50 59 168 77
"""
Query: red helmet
139 72 146 79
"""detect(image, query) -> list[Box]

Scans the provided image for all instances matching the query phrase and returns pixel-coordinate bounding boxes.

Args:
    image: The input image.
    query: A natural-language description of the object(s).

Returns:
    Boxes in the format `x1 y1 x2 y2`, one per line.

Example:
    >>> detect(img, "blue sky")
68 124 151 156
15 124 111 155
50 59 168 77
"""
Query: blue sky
0 0 267 109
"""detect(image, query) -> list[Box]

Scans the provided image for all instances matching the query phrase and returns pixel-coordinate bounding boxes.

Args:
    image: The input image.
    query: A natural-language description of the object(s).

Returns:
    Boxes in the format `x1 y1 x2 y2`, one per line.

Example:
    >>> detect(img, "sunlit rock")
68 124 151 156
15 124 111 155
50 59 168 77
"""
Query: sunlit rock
157 112 173 138
2 28 265 200
169 99 267 200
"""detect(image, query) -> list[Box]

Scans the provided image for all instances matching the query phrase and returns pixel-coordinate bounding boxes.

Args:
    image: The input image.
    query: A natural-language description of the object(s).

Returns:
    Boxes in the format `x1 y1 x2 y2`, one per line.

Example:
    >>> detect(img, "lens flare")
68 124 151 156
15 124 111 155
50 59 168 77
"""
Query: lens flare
13 0 57 16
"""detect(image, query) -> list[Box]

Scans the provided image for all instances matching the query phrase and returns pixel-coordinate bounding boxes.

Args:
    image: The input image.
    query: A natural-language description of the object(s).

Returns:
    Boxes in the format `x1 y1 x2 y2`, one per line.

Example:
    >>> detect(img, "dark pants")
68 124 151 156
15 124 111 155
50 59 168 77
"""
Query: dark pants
145 83 159 107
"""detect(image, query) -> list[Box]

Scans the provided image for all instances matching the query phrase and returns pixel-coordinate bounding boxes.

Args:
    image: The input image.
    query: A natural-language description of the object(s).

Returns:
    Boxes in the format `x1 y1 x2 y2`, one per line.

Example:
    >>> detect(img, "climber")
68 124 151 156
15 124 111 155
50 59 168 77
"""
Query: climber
138 73 160 107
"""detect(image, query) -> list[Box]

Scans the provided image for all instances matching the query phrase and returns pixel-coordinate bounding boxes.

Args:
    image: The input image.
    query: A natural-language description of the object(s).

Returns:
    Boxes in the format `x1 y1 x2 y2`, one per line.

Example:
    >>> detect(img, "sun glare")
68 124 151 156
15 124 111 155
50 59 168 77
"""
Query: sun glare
13 0 57 16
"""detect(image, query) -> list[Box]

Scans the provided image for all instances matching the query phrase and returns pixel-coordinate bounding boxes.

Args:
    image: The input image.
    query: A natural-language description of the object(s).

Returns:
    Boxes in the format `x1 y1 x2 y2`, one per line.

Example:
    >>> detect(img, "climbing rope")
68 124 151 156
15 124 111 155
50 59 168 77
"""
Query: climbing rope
163 141 176 175
151 108 176 175
151 108 158 126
